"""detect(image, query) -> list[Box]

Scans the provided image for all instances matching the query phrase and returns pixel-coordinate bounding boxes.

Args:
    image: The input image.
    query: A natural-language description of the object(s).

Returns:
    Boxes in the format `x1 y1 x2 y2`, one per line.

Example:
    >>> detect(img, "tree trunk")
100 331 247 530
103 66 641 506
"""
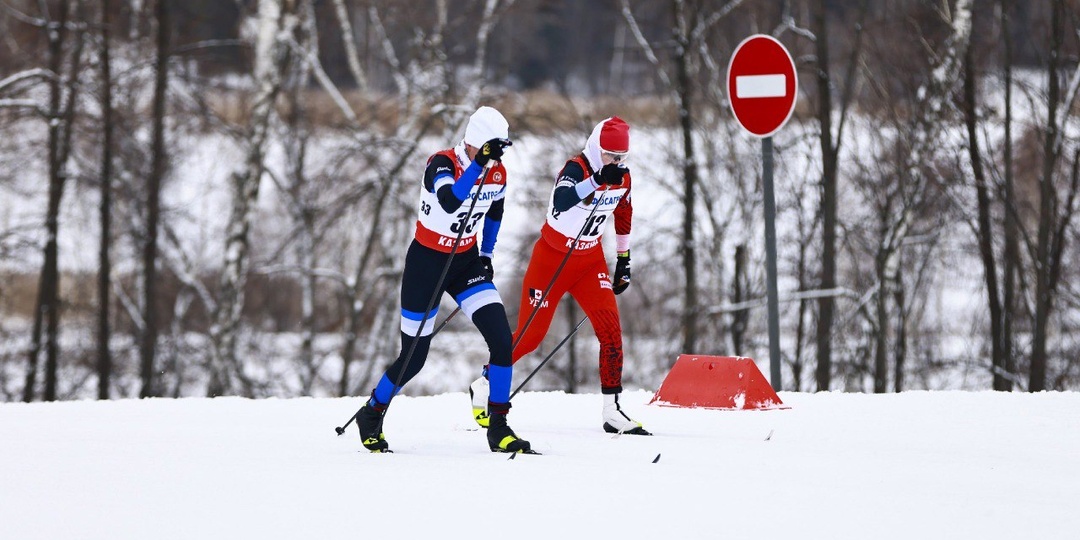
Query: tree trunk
873 251 889 394
281 14 318 395
813 0 837 391
1000 0 1018 391
673 0 699 356
330 0 368 91
25 1 76 402
893 279 907 392
53 4 86 396
293 151 317 395
210 0 300 396
793 238 808 391
97 0 115 400
962 16 1007 390
141 0 169 398
338 179 395 396
298 216 316 394
731 245 747 356
1030 0 1062 392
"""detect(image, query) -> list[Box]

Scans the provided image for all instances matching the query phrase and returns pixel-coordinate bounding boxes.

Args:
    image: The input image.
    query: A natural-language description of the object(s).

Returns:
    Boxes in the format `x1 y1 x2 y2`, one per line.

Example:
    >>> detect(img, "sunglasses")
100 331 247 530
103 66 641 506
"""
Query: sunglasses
602 151 628 163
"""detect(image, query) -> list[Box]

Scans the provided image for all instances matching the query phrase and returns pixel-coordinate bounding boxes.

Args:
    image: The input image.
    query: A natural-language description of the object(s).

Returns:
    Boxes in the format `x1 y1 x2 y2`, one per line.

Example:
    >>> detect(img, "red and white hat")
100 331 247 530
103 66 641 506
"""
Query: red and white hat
584 116 631 171
598 117 630 153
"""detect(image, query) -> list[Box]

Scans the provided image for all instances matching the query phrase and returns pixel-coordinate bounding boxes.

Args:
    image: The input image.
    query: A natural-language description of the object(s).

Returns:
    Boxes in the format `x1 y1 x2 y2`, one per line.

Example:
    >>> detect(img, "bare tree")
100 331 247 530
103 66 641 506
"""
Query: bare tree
866 0 973 393
1030 0 1080 391
998 0 1020 391
962 1 1015 391
97 0 115 399
208 0 302 397
294 1 517 396
811 0 838 391
138 0 169 398
671 0 701 355
620 0 750 358
329 0 368 92
260 0 323 395
956 0 1033 391
25 0 86 402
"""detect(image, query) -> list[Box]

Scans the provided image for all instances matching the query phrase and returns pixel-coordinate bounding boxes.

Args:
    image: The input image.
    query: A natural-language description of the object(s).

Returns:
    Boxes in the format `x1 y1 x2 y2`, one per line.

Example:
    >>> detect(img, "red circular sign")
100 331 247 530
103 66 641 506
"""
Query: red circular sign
726 35 798 137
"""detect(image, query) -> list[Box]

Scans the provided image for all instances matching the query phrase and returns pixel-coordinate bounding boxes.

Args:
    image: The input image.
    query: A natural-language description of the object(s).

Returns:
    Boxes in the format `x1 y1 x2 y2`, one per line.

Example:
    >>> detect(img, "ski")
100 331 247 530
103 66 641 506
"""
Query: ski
505 449 542 459
609 428 653 439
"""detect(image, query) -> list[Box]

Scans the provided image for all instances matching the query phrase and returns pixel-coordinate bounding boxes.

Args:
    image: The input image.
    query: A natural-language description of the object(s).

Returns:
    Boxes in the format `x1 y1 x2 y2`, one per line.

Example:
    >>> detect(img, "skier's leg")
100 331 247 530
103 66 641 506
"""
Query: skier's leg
451 255 533 451
511 239 572 363
370 243 444 404
568 251 625 394
450 261 507 427
568 252 650 435
357 243 444 451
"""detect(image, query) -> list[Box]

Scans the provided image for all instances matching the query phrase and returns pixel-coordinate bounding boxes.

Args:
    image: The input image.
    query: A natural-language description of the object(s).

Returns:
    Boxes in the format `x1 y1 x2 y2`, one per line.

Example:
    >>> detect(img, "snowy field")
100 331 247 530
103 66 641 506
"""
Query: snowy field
2 390 1078 539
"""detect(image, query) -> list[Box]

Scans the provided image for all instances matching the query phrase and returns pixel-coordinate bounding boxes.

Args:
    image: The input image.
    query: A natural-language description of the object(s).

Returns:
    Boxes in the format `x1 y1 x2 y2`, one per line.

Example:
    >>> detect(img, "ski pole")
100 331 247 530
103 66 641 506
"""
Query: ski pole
335 157 498 436
510 315 588 399
430 306 461 336
332 305 463 435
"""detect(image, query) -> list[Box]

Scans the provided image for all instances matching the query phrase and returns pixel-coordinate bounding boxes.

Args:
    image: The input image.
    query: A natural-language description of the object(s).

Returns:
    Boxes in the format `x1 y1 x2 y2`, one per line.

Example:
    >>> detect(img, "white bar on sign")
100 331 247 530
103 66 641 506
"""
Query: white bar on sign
735 74 786 99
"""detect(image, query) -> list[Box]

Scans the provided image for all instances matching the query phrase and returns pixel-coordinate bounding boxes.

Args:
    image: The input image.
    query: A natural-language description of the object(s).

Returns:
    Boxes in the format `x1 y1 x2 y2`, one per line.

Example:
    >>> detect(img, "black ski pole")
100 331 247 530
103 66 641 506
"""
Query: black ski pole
430 306 461 336
335 158 498 436
510 315 588 399
335 305 461 433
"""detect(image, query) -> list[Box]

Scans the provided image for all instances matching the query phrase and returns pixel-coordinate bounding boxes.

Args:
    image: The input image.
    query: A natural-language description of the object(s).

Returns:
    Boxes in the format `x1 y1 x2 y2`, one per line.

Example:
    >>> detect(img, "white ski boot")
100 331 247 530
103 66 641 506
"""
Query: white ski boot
469 375 490 428
603 393 651 435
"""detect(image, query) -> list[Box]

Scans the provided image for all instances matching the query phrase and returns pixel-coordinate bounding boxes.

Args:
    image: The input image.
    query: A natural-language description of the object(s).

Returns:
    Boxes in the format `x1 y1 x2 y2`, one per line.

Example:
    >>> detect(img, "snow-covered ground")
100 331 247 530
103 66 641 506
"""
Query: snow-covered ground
2 390 1077 539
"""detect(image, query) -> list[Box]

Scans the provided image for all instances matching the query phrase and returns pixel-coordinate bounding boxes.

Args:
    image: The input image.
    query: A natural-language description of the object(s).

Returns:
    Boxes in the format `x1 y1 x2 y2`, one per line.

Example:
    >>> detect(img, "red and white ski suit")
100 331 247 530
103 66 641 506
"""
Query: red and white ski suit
511 118 633 394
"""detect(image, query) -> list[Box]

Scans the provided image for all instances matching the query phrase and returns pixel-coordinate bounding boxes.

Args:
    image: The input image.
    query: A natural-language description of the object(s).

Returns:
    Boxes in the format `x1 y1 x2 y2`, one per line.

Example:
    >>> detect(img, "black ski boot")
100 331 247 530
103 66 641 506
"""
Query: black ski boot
486 405 536 454
356 400 391 453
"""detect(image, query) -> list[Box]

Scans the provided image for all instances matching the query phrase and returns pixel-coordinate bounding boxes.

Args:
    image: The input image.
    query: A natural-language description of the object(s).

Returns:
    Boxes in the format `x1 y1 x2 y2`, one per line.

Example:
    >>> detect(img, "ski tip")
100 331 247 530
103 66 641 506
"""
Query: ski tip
651 453 661 463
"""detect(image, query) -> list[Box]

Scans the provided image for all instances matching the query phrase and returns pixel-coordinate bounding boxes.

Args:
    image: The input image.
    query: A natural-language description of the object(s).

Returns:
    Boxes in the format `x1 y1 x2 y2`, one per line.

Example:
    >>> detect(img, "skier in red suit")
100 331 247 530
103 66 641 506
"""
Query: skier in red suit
470 117 650 435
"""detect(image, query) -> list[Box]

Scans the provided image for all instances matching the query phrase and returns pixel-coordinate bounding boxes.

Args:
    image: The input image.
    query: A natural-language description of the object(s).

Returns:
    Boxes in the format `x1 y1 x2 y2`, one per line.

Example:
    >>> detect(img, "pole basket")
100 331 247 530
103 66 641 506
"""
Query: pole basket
649 355 787 410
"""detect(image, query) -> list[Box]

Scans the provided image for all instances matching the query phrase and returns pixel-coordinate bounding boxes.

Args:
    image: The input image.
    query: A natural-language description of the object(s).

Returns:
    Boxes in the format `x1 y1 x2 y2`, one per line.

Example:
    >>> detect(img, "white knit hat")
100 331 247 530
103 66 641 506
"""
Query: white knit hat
463 106 509 147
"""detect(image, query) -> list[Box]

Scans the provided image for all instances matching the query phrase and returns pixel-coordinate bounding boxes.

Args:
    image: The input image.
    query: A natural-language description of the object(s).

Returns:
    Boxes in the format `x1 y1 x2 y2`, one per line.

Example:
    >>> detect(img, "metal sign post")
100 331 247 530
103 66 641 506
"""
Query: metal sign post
726 34 798 392
761 137 782 392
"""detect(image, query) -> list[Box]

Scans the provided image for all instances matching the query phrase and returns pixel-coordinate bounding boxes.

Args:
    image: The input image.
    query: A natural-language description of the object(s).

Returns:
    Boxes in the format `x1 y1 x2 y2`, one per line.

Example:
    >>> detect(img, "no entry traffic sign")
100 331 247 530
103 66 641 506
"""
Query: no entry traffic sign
726 34 798 138
724 34 799 391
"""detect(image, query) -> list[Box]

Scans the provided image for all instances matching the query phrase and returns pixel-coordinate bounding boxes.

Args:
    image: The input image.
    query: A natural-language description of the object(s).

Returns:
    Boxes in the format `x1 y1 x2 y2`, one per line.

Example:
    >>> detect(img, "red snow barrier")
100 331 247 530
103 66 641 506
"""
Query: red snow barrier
649 355 786 410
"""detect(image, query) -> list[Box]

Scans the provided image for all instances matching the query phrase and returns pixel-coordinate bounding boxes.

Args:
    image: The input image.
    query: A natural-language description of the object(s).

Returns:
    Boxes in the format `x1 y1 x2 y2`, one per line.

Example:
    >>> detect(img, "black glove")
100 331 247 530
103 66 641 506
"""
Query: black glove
597 163 627 186
612 252 631 295
474 137 512 167
479 256 494 281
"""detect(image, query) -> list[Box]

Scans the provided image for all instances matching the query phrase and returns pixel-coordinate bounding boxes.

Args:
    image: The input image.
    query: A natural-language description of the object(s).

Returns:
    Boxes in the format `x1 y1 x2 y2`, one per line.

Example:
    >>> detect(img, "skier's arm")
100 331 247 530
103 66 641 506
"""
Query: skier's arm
613 175 632 254
552 161 596 212
611 179 633 294
479 195 505 258
425 155 487 213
